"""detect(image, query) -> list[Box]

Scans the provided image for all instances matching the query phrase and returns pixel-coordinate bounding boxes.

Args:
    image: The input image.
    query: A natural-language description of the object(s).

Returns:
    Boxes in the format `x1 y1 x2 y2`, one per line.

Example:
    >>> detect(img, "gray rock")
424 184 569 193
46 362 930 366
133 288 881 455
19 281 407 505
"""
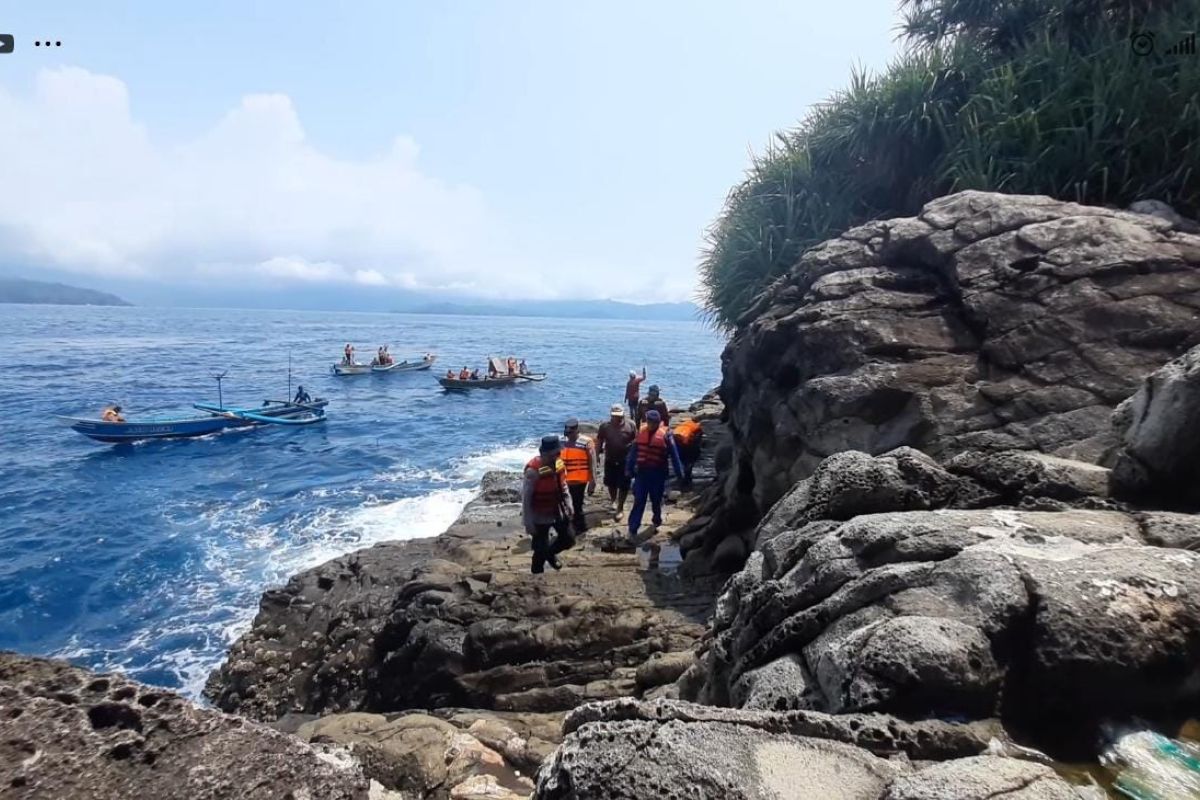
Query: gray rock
696 503 1200 750
707 191 1200 561
0 653 370 800
883 755 1079 800
536 718 903 800
1111 344 1200 506
1128 199 1200 233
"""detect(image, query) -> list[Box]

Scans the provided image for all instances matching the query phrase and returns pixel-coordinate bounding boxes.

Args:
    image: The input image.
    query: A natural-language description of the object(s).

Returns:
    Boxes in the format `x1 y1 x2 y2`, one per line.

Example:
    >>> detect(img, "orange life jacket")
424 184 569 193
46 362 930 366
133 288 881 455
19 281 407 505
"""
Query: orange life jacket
527 455 566 514
635 424 670 469
673 419 702 446
561 438 593 484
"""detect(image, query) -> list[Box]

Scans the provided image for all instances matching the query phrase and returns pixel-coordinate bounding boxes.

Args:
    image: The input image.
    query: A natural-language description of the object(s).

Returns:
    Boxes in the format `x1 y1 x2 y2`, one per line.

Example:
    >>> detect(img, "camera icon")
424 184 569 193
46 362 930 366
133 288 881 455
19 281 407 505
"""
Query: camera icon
1130 31 1155 56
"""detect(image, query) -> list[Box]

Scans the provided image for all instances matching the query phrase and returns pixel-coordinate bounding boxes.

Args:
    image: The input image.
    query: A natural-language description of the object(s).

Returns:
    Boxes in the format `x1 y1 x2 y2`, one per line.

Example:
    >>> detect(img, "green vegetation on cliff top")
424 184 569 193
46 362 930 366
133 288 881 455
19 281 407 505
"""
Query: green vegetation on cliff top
701 0 1200 328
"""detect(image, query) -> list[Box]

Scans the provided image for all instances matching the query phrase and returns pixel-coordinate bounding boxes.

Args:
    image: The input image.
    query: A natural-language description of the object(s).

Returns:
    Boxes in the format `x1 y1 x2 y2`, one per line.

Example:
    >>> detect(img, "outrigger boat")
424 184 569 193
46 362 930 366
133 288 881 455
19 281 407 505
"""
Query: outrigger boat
437 356 545 391
60 371 328 444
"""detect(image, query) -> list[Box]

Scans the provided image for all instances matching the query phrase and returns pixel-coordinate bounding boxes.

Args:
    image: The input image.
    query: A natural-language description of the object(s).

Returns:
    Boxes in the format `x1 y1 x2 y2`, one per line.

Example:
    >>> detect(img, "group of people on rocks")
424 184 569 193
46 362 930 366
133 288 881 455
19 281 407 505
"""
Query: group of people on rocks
520 368 705 574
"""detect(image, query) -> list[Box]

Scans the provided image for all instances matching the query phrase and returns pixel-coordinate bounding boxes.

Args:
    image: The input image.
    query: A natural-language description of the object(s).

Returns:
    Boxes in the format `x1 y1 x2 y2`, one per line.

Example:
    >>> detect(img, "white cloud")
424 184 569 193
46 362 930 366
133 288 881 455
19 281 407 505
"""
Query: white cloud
0 67 700 304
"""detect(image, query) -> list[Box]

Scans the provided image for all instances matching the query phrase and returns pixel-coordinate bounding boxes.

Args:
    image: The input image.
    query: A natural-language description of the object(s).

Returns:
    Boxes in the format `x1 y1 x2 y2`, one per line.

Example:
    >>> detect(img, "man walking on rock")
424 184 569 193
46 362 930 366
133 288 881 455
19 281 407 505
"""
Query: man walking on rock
597 403 637 520
625 410 684 542
636 384 670 427
522 435 575 573
561 417 598 534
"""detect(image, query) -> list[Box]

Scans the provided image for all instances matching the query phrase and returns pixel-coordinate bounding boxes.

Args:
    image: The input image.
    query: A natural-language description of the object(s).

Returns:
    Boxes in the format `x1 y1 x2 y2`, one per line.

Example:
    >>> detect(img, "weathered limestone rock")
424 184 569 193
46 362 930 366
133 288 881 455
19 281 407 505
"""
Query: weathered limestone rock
711 191 1200 558
0 653 371 800
296 712 534 800
691 502 1200 751
533 699 1076 800
1111 343 1200 505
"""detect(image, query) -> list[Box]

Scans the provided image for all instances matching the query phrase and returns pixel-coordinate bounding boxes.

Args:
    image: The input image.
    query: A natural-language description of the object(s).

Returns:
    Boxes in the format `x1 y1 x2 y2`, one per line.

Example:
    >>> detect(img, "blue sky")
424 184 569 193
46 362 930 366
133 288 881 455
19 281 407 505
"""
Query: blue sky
0 2 902 305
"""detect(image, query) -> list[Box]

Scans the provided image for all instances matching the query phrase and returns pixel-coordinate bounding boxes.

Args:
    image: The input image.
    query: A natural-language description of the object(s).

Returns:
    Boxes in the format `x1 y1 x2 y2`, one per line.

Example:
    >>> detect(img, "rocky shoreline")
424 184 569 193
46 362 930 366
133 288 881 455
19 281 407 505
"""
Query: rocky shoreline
4 191 1200 799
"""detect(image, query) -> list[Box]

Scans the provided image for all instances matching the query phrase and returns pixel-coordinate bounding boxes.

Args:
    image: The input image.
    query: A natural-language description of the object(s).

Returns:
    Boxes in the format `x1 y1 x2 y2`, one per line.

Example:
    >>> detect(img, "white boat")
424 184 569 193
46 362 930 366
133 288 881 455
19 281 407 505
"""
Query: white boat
331 362 372 376
371 354 437 373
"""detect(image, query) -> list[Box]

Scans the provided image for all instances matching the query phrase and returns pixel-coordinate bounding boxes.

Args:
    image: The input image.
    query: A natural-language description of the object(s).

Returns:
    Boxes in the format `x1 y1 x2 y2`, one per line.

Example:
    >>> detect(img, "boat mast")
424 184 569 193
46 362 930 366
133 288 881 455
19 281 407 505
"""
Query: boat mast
288 350 292 401
213 371 228 411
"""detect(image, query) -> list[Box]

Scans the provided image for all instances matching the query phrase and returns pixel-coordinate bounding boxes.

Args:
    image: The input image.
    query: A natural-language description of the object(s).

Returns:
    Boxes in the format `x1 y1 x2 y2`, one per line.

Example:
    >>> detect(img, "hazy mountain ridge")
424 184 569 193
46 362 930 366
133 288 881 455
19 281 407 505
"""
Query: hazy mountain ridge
0 278 132 307
404 299 699 321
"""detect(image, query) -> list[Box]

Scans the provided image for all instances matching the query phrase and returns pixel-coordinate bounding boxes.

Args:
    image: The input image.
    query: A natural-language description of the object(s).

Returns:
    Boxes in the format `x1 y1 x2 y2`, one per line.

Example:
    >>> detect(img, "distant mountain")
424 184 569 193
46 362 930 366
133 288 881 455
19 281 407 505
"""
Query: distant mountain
403 299 699 321
0 278 131 307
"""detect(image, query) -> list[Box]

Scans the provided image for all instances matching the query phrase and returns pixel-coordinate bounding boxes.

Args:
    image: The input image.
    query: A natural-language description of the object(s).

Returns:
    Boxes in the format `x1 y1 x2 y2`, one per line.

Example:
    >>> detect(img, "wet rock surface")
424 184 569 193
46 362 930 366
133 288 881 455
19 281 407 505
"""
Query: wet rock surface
0 653 373 800
710 191 1200 552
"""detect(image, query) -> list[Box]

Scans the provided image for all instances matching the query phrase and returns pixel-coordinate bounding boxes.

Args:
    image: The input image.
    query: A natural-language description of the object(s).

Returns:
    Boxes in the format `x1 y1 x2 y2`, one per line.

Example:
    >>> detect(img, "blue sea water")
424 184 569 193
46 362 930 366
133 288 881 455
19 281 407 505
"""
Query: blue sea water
0 304 722 698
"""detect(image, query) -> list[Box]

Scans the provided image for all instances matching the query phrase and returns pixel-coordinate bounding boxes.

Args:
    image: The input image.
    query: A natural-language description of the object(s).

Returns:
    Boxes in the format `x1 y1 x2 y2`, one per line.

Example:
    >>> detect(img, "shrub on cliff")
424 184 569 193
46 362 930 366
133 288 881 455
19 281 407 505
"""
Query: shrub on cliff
700 0 1200 328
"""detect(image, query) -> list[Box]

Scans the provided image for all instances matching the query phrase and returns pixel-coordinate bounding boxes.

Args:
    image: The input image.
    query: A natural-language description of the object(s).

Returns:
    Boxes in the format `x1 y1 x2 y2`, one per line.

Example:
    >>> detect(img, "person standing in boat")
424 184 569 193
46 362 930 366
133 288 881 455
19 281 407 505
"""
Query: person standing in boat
459 366 471 380
522 435 575 573
293 386 312 404
343 343 355 365
519 359 529 375
561 417 597 535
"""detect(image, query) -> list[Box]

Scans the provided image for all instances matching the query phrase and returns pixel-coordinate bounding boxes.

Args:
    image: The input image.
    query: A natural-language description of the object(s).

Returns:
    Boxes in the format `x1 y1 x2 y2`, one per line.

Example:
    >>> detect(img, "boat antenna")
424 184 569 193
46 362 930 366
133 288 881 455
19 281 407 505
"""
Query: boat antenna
288 350 293 402
212 371 228 410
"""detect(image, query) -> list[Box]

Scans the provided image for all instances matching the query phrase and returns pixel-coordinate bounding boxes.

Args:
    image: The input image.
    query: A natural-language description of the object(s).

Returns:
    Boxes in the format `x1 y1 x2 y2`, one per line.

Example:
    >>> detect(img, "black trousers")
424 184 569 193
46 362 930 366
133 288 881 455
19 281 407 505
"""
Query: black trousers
567 483 588 533
531 518 575 573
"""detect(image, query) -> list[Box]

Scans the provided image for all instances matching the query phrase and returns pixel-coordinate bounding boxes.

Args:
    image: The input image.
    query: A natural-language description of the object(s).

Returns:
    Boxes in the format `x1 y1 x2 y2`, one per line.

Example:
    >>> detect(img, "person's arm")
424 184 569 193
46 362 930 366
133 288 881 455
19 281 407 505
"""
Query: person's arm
596 424 606 460
587 439 598 491
626 442 638 477
521 467 537 532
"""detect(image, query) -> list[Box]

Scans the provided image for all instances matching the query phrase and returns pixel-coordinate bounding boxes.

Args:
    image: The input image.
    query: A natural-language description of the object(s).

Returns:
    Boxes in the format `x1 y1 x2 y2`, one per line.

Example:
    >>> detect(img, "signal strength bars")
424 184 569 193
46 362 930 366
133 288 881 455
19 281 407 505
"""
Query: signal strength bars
1166 32 1196 55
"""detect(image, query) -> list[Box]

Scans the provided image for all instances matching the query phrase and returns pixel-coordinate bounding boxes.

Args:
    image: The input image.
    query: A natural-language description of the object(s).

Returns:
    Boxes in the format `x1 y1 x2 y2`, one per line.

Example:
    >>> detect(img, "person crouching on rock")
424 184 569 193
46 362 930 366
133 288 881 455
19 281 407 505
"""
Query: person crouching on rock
523 435 576 573
625 410 684 543
671 418 704 489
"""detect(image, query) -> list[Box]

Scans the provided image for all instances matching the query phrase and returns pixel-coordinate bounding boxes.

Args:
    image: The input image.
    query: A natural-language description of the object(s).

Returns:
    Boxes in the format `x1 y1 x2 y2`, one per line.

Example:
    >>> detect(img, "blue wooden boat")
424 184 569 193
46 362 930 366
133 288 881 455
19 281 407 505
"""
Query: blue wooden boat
57 414 241 443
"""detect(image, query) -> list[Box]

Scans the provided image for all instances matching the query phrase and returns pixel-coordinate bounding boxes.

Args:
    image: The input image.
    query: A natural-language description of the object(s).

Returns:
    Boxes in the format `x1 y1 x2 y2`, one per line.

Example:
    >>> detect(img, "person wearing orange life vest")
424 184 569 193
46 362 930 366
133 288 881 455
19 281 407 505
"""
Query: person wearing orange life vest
561 417 598 534
521 435 576 573
672 418 704 488
625 409 685 541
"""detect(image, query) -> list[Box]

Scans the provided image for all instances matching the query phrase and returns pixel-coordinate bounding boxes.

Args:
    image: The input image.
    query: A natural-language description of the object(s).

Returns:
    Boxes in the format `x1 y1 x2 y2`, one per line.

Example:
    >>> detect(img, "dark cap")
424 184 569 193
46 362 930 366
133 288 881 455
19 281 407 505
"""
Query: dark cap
648 384 660 394
564 417 579 429
539 435 561 453
645 410 661 422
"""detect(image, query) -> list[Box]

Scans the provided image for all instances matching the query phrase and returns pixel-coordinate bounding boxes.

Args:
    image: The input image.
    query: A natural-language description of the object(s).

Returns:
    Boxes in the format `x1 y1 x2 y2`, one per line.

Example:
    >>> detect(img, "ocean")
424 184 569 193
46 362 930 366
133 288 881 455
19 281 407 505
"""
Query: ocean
0 304 723 699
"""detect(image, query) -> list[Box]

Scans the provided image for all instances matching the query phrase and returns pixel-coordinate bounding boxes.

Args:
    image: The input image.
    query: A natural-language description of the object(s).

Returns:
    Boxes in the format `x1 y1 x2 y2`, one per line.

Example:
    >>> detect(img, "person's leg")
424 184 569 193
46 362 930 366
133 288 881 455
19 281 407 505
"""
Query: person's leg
550 517 576 557
648 470 666 527
569 483 587 533
603 461 619 505
530 524 551 574
628 477 649 538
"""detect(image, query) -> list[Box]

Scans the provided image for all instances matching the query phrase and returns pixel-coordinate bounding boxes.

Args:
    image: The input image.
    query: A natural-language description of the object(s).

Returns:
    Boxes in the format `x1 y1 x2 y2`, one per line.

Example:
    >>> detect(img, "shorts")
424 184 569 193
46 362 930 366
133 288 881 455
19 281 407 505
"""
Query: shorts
603 459 631 491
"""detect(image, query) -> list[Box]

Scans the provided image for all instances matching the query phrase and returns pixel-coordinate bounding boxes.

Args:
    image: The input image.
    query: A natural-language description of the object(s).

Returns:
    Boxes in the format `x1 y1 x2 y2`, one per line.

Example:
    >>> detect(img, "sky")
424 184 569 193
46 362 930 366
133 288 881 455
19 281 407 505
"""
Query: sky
0 1 903 307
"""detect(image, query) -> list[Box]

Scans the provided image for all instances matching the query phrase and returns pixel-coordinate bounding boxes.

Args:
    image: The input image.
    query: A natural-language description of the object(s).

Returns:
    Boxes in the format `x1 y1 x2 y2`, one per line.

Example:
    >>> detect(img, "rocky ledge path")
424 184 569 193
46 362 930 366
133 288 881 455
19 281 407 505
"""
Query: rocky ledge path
200 398 729 798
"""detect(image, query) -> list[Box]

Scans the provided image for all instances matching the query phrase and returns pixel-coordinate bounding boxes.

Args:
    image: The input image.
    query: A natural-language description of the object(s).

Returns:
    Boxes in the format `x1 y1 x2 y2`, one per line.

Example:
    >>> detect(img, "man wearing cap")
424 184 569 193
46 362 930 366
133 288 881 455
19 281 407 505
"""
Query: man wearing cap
625 409 685 541
625 367 646 420
596 403 637 519
635 384 670 427
561 418 598 534
522 435 575 573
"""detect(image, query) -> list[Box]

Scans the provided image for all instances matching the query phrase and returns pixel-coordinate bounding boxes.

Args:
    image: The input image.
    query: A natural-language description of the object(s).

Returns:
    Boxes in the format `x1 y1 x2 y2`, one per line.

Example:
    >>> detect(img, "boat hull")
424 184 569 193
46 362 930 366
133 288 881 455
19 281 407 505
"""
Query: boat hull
371 356 437 373
437 374 544 390
58 415 240 443
331 363 372 376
